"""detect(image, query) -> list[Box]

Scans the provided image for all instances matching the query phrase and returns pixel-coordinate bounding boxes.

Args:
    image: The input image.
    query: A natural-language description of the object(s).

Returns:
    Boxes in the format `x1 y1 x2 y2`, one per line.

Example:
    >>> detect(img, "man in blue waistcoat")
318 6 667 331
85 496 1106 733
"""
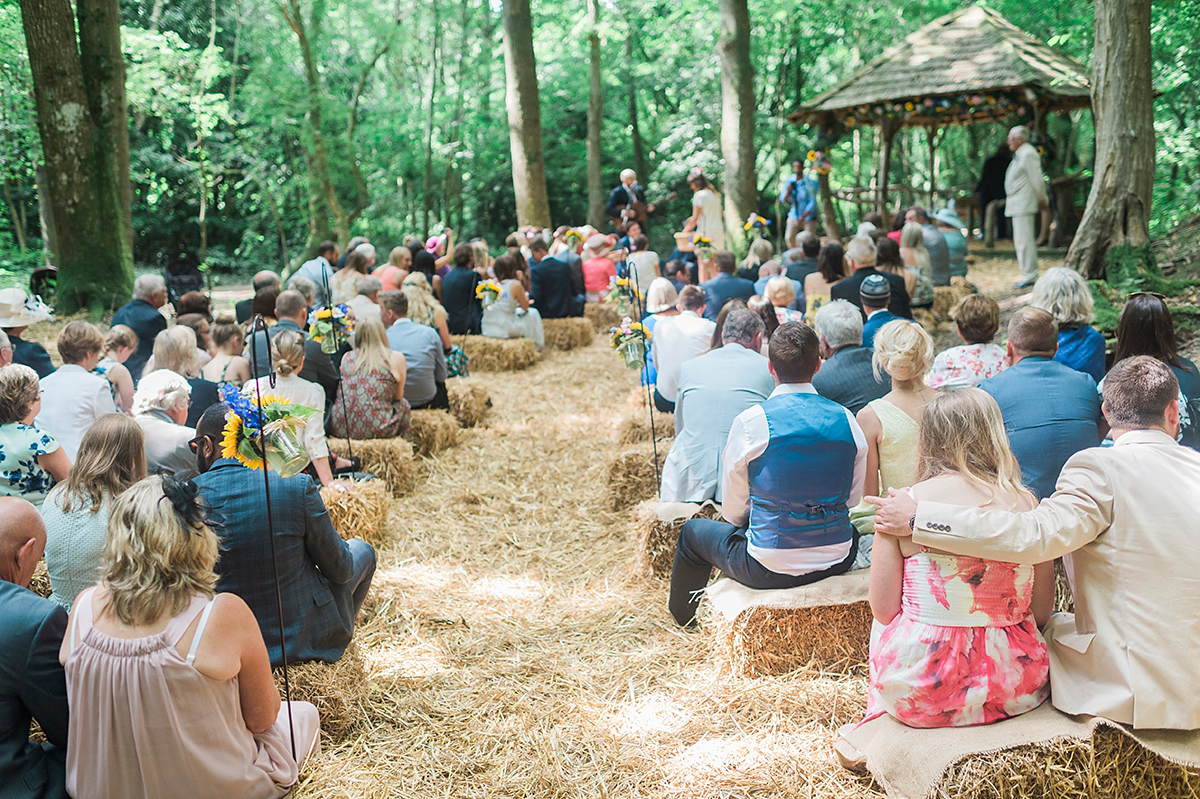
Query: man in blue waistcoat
668 321 868 627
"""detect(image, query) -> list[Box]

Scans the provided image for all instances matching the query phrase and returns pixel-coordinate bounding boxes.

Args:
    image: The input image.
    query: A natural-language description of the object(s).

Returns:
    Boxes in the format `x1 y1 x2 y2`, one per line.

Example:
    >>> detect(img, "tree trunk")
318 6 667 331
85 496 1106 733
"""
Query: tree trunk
718 0 754 254
422 0 440 236
817 172 840 241
501 0 551 227
20 0 134 312
1065 0 1155 278
585 0 604 229
876 120 899 215
2 179 27 252
623 30 646 183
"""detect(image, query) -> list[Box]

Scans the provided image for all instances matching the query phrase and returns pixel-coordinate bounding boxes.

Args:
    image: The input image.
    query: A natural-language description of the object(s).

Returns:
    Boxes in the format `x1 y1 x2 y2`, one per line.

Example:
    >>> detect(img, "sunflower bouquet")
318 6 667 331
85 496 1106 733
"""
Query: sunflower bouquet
476 279 503 309
610 316 652 370
563 228 586 247
307 304 353 354
606 276 640 315
219 384 317 478
743 214 771 234
692 235 715 261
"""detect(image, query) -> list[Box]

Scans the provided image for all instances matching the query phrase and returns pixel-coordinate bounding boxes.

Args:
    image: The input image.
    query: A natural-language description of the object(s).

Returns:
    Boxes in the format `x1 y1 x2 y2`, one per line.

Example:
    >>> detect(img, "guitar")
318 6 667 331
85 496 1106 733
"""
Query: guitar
610 189 677 233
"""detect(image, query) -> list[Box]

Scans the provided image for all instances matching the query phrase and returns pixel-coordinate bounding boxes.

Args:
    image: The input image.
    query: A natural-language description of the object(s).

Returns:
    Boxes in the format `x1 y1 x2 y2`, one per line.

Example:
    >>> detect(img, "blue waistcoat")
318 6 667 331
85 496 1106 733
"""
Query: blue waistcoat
746 392 858 551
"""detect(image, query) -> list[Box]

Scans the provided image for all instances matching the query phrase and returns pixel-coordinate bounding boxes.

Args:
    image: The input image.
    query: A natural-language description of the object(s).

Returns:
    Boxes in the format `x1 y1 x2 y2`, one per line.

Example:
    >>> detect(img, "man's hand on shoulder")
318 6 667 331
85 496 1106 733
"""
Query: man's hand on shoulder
864 487 918 537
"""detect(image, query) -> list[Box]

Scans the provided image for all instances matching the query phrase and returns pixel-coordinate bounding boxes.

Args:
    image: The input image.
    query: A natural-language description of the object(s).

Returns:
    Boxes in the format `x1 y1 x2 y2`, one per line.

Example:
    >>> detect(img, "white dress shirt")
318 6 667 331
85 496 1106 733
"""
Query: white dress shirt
36 364 117 462
720 382 868 576
651 310 716 402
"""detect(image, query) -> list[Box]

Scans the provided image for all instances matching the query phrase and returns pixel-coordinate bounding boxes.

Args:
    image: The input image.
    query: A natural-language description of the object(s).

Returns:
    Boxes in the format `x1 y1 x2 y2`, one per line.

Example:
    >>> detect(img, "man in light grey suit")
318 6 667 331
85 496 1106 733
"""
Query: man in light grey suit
659 309 774 503
1005 125 1049 288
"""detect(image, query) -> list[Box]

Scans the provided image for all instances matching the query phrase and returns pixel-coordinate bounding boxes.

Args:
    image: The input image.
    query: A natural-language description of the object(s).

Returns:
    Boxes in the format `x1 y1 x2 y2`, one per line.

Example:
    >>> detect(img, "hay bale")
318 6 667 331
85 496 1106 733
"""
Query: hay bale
320 479 389 547
446 379 491 427
631 501 723 579
274 641 368 742
932 282 976 323
705 571 873 676
616 409 674 444
584 302 621 333
541 317 595 351
912 307 938 335
28 561 52 599
605 441 670 511
452 335 539 371
408 410 460 456
326 437 416 497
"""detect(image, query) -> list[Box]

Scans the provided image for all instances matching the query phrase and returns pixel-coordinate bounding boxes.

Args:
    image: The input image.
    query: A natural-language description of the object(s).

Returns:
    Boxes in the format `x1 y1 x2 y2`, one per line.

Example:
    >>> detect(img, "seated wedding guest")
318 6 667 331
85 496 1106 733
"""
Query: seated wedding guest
0 287 55 378
375 246 411 292
200 318 251 388
803 241 846 322
482 253 545 350
41 414 146 611
872 356 1200 730
529 238 582 319
130 369 195 475
737 238 774 282
193 405 376 667
859 275 900 348
668 322 866 627
331 244 375 305
627 234 661 296
640 278 679 386
978 308 1099 499
112 275 169 382
1029 266 1106 383
746 296 779 349
664 259 690 292
95 325 137 413
700 252 756 322
709 298 749 349
245 331 337 487
764 275 804 322
864 388 1052 728
831 236 913 320
582 234 619 302
934 208 969 278
898 222 935 308
347 275 383 323
60 475 321 798
0 364 70 506
176 312 215 364
153 325 219 427
402 272 467 378
0 329 14 367
292 240 338 306
329 316 411 441
36 321 116 462
380 290 448 410
650 286 714 413
0 498 69 799
248 290 340 407
176 291 212 321
249 285 280 326
442 243 482 334
928 294 1007 389
286 275 317 308
235 271 280 324
812 300 890 415
1109 292 1200 450
660 309 773 503
784 232 821 281
874 237 917 300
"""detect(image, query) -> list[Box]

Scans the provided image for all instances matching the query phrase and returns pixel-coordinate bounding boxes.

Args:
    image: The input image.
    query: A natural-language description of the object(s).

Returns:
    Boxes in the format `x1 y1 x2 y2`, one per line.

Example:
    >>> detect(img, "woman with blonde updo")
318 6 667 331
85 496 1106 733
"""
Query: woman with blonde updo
243 330 336 486
60 475 320 798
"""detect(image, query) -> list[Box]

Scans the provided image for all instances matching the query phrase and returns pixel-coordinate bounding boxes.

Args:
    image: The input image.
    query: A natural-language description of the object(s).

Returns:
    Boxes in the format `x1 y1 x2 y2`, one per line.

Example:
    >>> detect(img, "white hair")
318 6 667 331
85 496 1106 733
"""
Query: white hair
620 169 636 181
1008 125 1029 142
1029 266 1094 326
358 276 383 296
845 235 877 267
131 369 191 415
814 299 863 349
354 243 376 261
288 275 317 302
133 274 166 301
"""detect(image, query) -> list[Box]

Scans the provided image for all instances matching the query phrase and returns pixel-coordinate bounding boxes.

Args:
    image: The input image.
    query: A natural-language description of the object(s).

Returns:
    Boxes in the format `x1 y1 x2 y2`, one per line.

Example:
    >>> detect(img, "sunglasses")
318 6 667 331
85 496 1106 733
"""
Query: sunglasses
187 435 209 454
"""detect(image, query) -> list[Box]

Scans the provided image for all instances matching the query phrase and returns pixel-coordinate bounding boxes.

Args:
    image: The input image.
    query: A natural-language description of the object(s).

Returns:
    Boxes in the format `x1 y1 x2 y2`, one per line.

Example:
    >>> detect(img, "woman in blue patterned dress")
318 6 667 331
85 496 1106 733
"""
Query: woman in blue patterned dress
0 363 71 505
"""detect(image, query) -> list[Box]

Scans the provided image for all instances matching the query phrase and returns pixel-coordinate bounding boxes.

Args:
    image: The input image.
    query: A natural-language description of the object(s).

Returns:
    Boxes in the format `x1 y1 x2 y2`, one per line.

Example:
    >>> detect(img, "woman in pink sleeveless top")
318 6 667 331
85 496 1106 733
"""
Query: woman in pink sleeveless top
60 475 321 799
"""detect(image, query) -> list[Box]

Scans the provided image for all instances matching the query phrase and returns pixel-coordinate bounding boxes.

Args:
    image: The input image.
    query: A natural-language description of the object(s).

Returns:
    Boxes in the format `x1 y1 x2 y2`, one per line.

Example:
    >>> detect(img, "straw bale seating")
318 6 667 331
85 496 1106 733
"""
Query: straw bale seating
274 641 368 742
326 437 416 497
408 409 461 456
541 317 595 351
630 500 723 579
446 378 492 427
604 440 670 511
704 569 872 677
584 302 622 333
932 278 977 323
452 335 539 371
616 409 674 445
319 479 390 547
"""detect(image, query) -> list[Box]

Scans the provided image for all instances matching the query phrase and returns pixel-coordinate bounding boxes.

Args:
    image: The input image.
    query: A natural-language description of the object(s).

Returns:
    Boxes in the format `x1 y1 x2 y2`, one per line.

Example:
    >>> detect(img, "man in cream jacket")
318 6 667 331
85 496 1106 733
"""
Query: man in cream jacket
871 356 1200 730
1005 125 1049 289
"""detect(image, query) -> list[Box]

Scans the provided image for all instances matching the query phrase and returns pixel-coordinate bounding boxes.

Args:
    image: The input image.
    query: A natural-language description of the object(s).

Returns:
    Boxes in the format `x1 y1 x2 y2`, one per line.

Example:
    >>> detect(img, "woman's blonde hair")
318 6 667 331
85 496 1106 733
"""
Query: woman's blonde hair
52 414 147 513
153 325 200 377
743 237 773 268
272 330 306 376
106 324 138 353
0 364 39 424
764 275 795 305
57 320 105 365
101 476 219 627
1030 266 1094 327
388 246 411 268
917 388 1032 509
899 222 927 254
873 319 934 382
350 315 391 374
401 271 446 326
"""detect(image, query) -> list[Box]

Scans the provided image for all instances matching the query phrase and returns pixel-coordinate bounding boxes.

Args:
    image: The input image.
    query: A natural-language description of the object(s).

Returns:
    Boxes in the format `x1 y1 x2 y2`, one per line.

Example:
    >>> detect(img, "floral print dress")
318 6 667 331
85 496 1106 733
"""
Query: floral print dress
927 343 1007 390
866 549 1050 728
0 422 60 506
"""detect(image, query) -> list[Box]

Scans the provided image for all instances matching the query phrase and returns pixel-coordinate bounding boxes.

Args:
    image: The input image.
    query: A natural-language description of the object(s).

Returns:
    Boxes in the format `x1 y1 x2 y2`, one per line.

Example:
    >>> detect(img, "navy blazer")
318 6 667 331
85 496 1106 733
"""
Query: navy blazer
700 273 756 321
830 269 913 320
9 336 54 379
812 344 890 415
196 460 356 666
112 299 169 382
979 356 1101 499
442 266 482 334
530 257 580 319
0 582 69 799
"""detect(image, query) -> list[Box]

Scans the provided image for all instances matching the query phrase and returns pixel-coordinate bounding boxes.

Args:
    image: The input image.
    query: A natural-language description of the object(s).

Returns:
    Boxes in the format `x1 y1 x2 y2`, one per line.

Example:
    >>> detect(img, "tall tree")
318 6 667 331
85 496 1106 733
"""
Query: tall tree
19 0 133 312
718 0 755 253
501 0 551 228
1065 0 1155 278
585 0 604 229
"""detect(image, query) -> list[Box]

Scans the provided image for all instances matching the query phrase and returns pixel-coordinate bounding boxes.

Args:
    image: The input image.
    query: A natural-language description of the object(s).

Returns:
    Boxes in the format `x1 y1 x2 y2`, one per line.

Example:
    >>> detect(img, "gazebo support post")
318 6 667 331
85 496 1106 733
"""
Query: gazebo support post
817 171 841 240
926 124 938 207
876 118 900 215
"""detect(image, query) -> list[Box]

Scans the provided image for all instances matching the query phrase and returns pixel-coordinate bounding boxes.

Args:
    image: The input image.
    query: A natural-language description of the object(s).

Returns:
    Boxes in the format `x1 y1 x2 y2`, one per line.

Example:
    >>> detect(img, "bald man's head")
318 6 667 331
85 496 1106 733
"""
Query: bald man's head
0 497 45 587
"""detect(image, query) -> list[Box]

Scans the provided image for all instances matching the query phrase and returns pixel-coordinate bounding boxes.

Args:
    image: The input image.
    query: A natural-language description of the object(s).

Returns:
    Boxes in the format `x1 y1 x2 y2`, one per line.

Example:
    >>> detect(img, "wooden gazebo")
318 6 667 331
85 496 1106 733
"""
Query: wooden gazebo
789 4 1092 214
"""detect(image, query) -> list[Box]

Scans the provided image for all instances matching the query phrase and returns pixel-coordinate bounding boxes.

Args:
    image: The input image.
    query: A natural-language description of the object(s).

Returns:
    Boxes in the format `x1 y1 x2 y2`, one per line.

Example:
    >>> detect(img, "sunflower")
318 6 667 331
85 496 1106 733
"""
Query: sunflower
221 411 263 470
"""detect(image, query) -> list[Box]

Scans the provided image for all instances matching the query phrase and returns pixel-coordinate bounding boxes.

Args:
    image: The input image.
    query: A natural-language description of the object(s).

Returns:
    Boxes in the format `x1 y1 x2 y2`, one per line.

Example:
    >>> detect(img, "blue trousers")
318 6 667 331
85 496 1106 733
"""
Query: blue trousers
668 517 857 627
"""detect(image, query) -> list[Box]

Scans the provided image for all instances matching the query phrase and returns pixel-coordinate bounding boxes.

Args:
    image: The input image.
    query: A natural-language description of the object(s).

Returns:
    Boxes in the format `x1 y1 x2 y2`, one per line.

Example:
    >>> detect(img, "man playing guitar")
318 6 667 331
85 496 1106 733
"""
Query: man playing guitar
606 169 656 233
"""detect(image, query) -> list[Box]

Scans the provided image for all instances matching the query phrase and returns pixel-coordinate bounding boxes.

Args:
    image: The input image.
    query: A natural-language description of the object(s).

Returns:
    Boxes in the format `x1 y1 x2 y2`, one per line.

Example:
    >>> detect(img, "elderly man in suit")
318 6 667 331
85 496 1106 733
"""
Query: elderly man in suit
659 309 774 504
699 251 756 322
1005 125 1049 288
111 275 170 382
872 356 1200 729
812 300 889 415
0 498 70 799
830 236 912 320
192 404 375 667
130 369 195 475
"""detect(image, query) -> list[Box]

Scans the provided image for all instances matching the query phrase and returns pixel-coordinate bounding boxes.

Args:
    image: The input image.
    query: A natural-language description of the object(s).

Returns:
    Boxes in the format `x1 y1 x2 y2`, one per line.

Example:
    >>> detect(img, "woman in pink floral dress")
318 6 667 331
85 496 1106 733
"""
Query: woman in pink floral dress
928 294 1007 390
864 387 1053 728
328 316 412 440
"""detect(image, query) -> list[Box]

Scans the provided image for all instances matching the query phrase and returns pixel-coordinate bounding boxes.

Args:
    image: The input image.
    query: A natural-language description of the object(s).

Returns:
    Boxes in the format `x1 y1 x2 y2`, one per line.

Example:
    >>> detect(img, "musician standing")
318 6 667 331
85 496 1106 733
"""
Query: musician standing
780 159 819 248
606 169 656 233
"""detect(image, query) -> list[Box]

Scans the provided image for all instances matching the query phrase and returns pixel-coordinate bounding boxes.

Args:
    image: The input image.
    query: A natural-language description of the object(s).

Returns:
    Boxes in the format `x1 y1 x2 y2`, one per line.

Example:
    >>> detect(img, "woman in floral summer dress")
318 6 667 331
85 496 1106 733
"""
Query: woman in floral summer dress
0 363 71 506
927 294 1007 390
864 387 1054 728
